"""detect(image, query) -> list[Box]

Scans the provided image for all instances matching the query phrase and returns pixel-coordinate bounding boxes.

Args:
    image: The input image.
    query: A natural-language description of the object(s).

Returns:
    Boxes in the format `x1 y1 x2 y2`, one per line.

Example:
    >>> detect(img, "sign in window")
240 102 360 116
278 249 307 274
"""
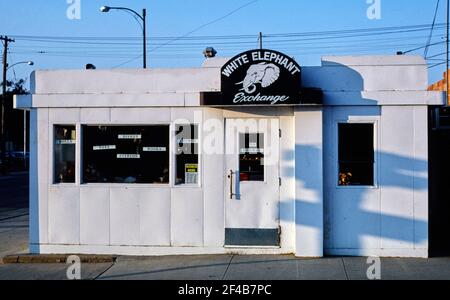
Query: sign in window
83 125 170 184
54 125 76 183
175 124 199 185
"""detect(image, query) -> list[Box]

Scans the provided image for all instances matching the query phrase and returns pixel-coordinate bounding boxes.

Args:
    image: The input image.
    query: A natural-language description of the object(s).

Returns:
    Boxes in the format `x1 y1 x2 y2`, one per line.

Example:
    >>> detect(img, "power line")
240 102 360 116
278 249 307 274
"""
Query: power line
5 23 450 70
429 61 447 68
9 23 446 41
112 0 261 67
148 0 260 53
425 0 441 58
112 54 143 68
426 51 447 59
402 40 446 54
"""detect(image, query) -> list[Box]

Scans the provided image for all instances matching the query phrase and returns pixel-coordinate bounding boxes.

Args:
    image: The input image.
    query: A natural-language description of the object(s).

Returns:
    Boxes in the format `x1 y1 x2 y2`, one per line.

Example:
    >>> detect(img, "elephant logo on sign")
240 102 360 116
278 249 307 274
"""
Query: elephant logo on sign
237 62 281 94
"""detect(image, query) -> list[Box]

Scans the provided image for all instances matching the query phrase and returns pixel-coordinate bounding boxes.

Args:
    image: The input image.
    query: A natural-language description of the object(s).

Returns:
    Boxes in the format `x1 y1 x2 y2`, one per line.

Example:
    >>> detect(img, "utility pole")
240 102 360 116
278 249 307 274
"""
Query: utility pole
447 0 449 105
143 8 147 69
259 32 263 49
1 35 15 171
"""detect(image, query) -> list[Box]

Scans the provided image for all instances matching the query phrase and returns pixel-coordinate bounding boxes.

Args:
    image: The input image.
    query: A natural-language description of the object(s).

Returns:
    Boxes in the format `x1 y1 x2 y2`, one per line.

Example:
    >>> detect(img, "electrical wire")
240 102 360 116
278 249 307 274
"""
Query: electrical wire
425 0 441 58
148 0 260 53
5 22 450 69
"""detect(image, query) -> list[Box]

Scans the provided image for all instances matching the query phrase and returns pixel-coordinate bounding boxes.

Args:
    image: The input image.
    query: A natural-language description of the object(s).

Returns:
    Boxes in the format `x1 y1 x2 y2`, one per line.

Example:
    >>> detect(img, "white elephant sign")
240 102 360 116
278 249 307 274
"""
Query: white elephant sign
220 49 302 106
237 62 281 94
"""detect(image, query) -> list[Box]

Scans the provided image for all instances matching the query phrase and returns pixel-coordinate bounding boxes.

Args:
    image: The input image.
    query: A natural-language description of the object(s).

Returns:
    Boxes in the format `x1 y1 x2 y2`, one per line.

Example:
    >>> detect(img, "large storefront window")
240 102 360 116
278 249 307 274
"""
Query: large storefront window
338 123 374 186
83 125 170 184
175 124 199 185
54 125 76 183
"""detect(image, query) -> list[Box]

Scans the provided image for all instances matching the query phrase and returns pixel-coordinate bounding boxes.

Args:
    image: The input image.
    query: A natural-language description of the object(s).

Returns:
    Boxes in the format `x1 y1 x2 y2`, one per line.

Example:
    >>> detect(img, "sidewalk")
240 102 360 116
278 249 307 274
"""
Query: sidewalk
2 254 450 280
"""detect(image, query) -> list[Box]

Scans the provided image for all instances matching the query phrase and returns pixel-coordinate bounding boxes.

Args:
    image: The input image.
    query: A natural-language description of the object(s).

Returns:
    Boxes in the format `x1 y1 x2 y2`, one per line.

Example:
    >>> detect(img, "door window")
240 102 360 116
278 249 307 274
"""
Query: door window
239 133 264 182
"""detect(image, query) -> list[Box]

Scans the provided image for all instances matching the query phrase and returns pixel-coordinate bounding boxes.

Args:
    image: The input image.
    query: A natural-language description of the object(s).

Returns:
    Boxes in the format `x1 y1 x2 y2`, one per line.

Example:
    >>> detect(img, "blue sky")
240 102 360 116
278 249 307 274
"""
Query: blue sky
0 0 448 87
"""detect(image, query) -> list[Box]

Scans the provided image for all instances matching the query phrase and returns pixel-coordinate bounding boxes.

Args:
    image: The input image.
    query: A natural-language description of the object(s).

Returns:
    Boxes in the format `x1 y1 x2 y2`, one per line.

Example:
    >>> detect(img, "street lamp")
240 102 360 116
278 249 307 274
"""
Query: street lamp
100 6 147 69
6 61 34 70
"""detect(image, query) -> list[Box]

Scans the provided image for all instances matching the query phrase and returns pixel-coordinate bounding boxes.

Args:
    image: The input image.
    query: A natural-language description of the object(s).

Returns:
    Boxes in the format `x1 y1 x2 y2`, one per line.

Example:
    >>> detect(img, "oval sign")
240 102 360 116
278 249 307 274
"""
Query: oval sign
221 49 301 106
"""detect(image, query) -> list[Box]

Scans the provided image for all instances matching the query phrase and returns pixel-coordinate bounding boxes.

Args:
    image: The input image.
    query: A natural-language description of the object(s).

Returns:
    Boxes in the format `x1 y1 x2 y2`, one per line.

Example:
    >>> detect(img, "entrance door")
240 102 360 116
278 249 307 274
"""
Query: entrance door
224 118 280 246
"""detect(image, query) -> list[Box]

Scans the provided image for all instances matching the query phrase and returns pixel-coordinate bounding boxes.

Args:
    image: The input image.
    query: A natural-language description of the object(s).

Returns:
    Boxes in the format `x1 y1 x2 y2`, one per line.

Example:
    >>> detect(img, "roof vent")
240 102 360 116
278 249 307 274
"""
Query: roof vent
86 63 96 70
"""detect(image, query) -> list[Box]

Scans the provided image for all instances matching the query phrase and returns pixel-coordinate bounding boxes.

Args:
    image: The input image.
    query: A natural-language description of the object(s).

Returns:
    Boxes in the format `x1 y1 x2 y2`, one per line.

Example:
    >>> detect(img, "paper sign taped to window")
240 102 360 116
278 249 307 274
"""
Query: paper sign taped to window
185 164 198 184
117 154 141 159
177 139 199 144
143 147 167 152
240 148 264 154
118 134 142 139
56 139 76 145
93 145 116 151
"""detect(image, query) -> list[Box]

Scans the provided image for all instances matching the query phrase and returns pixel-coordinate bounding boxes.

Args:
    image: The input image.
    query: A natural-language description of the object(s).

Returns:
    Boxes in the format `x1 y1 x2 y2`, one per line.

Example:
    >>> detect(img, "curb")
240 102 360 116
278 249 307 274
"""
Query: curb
1 254 117 264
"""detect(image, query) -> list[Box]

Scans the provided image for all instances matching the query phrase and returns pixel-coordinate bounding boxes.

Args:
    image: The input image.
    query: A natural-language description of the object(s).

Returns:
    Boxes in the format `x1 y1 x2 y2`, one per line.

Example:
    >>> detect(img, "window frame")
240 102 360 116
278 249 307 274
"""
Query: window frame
172 122 202 188
238 132 266 183
50 122 203 188
80 124 172 186
335 120 379 189
52 124 78 185
236 128 268 185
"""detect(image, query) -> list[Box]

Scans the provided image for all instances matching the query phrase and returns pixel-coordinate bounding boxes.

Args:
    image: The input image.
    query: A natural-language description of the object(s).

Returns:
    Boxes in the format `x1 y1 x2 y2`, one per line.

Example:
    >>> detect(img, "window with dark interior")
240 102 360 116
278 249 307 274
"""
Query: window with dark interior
338 123 374 186
54 125 76 183
82 125 170 184
239 133 264 182
175 124 199 185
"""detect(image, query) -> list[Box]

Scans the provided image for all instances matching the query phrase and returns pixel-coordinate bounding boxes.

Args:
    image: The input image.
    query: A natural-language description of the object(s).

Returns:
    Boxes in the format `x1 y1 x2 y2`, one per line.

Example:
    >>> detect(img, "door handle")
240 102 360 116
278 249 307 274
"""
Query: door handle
228 170 236 199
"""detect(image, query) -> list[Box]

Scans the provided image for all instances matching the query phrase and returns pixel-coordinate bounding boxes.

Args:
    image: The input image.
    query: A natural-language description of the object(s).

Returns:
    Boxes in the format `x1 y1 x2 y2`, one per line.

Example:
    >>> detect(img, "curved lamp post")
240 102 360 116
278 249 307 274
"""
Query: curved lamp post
6 61 34 71
100 6 147 69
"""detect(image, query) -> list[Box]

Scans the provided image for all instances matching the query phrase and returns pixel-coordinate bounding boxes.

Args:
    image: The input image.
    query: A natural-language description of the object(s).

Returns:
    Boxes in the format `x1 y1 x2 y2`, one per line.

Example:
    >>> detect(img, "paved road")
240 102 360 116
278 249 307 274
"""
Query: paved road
1 172 450 280
0 172 29 258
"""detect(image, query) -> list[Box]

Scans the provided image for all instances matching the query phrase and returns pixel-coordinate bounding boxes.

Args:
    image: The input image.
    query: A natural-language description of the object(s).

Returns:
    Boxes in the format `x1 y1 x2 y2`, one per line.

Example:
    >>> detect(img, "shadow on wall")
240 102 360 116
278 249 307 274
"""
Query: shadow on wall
289 60 429 254
281 145 428 254
304 60 379 106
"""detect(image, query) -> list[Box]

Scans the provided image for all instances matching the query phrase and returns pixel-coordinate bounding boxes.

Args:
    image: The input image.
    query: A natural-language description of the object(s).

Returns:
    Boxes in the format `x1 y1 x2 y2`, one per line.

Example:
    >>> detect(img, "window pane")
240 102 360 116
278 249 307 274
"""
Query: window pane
83 126 169 184
239 133 264 182
175 124 199 185
338 124 374 186
54 125 76 183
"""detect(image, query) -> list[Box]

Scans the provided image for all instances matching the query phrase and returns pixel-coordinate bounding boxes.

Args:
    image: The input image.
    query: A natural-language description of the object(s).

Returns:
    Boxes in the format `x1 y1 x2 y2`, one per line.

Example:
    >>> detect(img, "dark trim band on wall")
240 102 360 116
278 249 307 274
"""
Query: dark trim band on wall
225 228 280 246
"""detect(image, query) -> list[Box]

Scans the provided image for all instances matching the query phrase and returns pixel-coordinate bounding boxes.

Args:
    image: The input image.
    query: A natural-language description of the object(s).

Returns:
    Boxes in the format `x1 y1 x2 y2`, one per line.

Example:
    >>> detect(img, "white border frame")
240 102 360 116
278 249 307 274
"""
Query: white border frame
172 122 202 188
50 122 204 189
334 119 380 190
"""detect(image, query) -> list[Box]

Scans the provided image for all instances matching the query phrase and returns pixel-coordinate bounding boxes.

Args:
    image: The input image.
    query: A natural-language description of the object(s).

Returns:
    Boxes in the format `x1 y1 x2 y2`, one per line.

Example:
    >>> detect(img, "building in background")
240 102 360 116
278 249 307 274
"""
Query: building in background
428 70 450 106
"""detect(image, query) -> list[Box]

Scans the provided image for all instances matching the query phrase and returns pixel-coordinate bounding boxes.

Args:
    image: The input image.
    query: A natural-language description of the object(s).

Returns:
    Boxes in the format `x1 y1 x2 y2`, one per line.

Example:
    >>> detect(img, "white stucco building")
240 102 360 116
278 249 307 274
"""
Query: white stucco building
14 50 445 258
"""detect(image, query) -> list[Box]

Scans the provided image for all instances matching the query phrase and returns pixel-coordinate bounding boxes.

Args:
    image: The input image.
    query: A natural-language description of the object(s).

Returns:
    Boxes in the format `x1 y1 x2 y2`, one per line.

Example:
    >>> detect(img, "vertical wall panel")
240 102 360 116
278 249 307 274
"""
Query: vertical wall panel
37 109 49 244
172 188 204 246
413 106 429 249
140 189 171 246
80 188 110 245
110 188 140 246
294 108 324 257
203 108 225 247
48 187 80 244
380 106 415 249
279 115 295 251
